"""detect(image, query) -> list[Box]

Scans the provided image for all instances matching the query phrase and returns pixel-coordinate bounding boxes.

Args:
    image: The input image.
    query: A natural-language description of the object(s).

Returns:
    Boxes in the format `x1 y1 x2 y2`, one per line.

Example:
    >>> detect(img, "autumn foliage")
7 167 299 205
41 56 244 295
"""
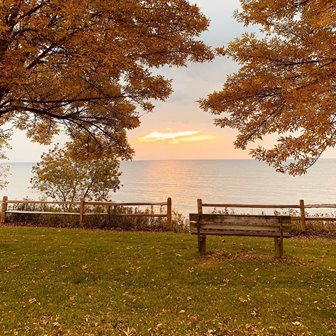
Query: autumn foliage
201 0 336 175
31 141 121 201
0 0 213 159
0 131 9 188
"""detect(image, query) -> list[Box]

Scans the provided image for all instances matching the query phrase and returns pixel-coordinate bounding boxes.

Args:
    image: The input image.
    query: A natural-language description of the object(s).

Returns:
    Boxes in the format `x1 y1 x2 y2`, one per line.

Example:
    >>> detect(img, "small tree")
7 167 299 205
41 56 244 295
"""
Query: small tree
31 142 121 202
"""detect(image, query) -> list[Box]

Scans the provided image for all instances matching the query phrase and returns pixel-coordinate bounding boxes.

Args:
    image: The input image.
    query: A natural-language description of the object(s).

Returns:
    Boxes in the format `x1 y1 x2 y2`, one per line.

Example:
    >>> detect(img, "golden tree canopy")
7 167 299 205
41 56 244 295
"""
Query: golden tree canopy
0 0 214 159
201 0 336 175
31 141 121 202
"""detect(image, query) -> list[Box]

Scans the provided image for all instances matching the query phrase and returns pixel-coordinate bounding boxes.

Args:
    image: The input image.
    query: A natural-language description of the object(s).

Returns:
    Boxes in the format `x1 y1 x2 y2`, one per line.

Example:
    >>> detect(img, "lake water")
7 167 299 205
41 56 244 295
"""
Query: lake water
1 159 336 216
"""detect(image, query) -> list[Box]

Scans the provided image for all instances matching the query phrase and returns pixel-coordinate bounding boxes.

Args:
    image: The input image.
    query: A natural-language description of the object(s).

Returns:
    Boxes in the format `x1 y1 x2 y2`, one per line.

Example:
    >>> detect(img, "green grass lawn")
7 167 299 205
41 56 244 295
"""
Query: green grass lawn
0 227 335 336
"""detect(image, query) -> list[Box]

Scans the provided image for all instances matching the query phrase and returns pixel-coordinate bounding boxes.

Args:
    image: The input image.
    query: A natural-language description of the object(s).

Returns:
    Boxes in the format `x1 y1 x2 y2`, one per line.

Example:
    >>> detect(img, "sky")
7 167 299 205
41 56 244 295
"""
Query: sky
129 0 247 160
5 0 335 162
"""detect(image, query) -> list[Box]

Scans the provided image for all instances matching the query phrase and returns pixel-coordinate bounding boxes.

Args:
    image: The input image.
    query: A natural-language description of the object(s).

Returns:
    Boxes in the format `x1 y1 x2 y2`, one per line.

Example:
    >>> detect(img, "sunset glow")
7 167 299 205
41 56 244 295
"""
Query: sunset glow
139 131 216 144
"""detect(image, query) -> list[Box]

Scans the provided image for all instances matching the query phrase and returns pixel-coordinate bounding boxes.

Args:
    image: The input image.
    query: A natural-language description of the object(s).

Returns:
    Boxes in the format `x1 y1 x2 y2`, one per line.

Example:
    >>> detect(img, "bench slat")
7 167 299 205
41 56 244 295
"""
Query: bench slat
189 213 291 225
190 222 290 230
190 223 289 233
191 229 291 238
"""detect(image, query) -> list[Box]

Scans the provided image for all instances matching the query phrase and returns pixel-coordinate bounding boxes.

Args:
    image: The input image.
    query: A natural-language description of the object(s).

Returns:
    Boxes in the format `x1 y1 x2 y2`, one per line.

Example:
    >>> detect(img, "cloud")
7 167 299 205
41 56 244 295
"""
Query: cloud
138 130 216 144
179 135 216 142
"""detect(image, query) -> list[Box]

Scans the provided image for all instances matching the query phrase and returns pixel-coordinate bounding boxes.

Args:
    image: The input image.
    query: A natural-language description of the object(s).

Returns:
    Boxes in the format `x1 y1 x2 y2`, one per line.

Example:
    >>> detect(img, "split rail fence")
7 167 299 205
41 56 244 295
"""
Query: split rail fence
1 196 336 232
197 199 336 232
0 196 173 229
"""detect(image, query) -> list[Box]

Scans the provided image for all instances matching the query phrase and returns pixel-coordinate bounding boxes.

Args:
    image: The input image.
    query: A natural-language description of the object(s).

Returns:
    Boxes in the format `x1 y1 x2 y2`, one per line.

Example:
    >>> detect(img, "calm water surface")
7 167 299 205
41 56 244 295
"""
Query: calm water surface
1 160 336 216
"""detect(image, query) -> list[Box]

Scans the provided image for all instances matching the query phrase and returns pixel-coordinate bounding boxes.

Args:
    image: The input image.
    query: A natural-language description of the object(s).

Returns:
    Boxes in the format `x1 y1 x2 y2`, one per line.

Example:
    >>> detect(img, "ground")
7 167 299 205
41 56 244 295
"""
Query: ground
0 227 335 335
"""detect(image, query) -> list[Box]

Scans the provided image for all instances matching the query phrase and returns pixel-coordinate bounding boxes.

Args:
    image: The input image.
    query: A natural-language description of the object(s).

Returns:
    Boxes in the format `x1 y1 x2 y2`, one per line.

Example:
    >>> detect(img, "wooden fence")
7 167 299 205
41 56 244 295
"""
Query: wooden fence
197 199 336 232
0 196 173 229
2 196 335 232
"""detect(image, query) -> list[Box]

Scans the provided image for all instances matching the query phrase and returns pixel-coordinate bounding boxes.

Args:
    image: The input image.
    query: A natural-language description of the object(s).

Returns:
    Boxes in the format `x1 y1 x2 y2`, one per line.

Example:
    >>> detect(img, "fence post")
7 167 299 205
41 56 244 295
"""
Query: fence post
299 199 306 232
167 197 172 229
197 198 203 215
197 198 206 255
79 198 85 228
1 196 8 225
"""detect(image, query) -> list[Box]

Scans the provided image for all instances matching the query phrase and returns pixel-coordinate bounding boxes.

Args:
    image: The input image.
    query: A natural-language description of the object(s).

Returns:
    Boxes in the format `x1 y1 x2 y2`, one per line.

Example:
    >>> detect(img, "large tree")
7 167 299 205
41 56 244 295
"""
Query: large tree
0 0 214 160
201 0 336 175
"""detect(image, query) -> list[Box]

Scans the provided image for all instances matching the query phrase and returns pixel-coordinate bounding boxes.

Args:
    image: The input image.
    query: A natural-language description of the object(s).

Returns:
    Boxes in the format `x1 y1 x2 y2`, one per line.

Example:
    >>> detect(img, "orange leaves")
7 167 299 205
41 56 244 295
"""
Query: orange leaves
0 0 214 160
201 0 336 175
31 139 122 202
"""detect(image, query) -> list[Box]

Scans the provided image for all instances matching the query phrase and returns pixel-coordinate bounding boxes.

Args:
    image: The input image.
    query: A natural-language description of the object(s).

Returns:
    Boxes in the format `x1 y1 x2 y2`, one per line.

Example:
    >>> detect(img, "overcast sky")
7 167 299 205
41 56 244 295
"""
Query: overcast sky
6 0 336 162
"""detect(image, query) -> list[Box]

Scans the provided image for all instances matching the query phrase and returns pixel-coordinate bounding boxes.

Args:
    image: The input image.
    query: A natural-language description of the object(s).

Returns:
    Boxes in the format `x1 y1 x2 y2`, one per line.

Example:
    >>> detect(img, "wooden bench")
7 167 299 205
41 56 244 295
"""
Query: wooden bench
189 213 292 257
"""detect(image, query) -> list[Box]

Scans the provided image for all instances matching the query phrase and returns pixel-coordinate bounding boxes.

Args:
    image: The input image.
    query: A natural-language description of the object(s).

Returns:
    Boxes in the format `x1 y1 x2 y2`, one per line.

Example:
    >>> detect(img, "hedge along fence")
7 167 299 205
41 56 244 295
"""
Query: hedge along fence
0 196 173 229
197 199 336 232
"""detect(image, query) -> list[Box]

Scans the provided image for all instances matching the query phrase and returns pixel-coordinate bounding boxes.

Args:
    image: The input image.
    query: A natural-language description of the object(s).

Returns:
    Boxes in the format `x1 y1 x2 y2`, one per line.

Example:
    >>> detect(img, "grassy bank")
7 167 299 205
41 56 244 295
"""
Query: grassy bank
0 227 335 335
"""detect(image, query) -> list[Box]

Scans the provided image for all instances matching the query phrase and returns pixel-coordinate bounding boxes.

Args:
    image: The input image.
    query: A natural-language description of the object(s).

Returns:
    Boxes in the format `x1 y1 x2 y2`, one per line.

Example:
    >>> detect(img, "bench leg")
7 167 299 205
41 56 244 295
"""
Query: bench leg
274 237 283 257
198 235 206 256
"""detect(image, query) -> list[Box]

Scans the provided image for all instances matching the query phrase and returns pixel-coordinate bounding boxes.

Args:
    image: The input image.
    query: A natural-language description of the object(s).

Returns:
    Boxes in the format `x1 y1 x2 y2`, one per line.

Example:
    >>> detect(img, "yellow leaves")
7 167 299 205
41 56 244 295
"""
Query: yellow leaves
31 140 121 202
122 327 137 336
4 263 19 272
1 0 214 159
250 309 259 317
215 47 226 56
25 120 58 145
238 296 250 303
69 295 76 301
201 0 336 175
292 321 302 326
28 297 40 305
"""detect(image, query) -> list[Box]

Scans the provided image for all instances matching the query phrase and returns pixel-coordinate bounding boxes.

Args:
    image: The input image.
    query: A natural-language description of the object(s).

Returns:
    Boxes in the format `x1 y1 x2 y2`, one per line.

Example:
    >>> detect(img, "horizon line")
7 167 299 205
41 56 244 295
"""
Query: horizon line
2 158 336 164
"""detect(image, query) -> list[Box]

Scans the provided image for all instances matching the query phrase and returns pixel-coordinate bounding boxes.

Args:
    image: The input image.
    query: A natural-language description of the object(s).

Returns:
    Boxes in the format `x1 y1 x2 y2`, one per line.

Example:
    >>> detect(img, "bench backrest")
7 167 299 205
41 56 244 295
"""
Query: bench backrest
189 214 291 235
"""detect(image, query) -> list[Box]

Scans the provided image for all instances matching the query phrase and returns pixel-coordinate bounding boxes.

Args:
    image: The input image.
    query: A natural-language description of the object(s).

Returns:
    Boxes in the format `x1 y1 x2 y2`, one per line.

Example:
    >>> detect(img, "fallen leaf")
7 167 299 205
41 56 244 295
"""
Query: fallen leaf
292 321 302 326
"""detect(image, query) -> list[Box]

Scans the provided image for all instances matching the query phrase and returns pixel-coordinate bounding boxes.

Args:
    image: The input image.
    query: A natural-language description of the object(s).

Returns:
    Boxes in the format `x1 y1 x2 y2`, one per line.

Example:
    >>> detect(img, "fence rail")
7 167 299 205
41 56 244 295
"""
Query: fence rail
6 200 81 205
198 199 336 232
0 196 173 229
